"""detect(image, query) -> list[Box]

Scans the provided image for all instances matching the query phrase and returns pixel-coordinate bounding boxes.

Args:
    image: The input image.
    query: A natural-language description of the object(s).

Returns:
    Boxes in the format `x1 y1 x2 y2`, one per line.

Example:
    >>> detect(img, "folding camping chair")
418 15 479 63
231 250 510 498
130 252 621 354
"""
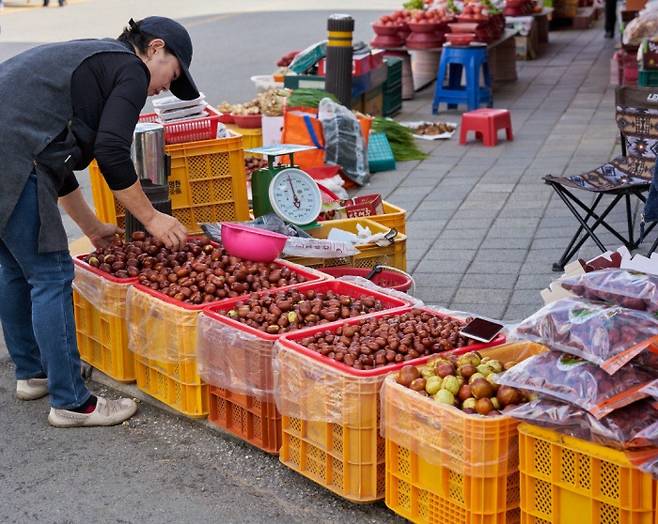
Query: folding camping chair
544 86 658 271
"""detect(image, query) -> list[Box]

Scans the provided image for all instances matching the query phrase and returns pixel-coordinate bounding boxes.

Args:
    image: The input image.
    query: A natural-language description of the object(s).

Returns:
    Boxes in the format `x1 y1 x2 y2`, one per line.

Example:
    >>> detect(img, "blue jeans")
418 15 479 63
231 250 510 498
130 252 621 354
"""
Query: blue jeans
0 173 90 409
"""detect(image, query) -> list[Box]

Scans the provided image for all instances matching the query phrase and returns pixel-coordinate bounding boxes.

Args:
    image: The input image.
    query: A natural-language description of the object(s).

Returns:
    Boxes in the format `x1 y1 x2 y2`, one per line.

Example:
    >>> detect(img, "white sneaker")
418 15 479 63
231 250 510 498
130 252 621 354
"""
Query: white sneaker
16 378 49 400
48 396 138 428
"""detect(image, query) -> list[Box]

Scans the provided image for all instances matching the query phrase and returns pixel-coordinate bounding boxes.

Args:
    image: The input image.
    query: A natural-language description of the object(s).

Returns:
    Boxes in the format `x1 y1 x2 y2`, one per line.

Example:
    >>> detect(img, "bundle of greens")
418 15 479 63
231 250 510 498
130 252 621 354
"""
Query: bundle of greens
372 117 428 161
287 89 338 109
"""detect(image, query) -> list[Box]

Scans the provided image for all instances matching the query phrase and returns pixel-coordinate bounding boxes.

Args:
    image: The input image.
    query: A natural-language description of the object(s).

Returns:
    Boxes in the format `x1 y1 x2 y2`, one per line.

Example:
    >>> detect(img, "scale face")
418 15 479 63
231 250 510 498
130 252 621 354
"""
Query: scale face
268 168 322 226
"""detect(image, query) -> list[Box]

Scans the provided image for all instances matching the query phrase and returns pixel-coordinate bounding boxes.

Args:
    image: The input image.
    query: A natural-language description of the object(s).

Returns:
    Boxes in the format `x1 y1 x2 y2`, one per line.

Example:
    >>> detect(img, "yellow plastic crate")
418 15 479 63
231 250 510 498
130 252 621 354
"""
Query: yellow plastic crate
386 440 521 524
226 124 263 152
89 134 249 234
320 201 406 235
73 288 135 383
519 424 657 524
135 356 208 418
285 218 407 271
72 259 135 383
383 343 546 524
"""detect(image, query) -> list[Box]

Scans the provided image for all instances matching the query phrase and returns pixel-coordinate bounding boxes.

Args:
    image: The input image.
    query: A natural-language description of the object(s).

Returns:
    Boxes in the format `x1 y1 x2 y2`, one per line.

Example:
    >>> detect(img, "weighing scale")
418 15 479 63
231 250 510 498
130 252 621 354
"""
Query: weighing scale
246 145 323 228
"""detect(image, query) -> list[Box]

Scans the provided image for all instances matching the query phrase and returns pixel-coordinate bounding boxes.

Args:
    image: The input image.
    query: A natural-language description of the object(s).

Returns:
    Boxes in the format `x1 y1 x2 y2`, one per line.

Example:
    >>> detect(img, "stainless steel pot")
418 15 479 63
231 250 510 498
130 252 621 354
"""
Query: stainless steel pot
131 122 166 185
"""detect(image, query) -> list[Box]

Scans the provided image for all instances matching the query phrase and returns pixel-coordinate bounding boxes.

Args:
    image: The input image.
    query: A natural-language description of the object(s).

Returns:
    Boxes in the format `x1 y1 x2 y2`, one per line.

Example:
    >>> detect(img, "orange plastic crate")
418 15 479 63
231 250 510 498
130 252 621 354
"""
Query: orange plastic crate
519 424 657 524
208 386 281 454
276 308 506 503
135 356 208 418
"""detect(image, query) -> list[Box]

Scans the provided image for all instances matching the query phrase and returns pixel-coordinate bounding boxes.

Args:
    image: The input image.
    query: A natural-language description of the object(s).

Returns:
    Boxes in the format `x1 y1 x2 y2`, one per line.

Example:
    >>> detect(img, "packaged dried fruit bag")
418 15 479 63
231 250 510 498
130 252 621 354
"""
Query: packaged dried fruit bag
561 269 658 312
495 351 657 419
513 297 658 374
509 398 658 450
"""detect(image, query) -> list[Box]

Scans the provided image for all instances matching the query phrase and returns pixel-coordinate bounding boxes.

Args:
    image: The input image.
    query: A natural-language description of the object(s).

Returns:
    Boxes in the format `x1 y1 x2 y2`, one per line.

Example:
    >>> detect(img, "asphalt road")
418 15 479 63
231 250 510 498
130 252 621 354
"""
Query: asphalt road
0 7 407 524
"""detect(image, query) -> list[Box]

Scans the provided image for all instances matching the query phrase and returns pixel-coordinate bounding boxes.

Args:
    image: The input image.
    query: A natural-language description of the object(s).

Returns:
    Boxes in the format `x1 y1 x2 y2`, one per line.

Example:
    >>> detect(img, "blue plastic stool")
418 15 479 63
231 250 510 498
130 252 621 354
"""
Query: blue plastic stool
432 45 493 113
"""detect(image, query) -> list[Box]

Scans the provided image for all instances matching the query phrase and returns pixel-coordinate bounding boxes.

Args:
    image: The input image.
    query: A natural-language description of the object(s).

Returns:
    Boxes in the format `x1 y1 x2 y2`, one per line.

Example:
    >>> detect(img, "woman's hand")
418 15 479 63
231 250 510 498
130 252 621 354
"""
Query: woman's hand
88 222 123 250
143 211 187 250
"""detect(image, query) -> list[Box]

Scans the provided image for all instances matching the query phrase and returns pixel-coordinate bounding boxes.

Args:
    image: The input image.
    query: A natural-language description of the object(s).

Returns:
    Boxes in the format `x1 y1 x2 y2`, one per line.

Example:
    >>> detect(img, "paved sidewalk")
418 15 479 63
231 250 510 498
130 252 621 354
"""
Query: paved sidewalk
356 24 620 321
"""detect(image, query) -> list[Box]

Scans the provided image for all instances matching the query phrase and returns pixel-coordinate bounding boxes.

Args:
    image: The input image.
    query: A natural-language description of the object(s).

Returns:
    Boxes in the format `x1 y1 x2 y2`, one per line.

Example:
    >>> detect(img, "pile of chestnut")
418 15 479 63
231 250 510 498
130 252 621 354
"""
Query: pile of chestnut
297 311 475 370
219 288 386 335
82 233 308 305
395 351 528 416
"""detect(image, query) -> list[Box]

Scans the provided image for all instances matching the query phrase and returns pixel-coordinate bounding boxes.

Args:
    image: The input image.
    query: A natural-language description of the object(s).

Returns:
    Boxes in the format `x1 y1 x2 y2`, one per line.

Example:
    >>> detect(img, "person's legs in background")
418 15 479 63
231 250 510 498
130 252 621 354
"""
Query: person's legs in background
0 174 90 409
605 0 617 38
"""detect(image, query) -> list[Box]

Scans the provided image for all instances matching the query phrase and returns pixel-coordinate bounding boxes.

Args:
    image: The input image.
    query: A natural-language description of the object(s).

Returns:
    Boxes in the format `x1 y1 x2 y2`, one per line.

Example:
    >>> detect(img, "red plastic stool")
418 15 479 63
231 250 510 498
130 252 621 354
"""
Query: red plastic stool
459 108 513 147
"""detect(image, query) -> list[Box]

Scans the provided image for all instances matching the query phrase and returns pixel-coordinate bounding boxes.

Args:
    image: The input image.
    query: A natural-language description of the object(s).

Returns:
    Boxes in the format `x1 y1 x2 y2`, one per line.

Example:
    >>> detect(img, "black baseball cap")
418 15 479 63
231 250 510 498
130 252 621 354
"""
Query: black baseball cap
131 16 200 100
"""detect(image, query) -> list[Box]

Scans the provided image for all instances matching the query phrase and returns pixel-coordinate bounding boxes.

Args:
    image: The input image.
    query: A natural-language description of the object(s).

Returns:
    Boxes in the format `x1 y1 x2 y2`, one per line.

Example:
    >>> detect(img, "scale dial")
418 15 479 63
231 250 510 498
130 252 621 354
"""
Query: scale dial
268 168 322 226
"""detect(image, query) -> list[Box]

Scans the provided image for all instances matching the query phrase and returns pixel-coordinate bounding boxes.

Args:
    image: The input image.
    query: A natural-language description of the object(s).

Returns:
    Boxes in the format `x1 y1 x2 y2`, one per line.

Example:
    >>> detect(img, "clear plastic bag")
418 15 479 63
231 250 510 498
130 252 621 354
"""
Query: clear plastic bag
335 275 423 307
508 398 658 450
319 98 369 187
560 269 658 312
495 351 657 419
273 340 382 425
197 312 276 400
642 381 658 400
126 286 200 362
624 9 658 45
72 264 132 318
512 297 658 374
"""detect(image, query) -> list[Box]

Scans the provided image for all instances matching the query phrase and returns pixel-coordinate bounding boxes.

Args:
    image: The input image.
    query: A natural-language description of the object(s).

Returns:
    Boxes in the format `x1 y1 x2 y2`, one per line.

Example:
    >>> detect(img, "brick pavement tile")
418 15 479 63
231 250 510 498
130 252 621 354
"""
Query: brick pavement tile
473 248 528 263
430 238 486 250
520 260 560 275
480 236 532 249
406 220 447 239
415 286 457 305
444 218 490 230
474 183 517 193
466 261 523 274
448 302 507 319
452 288 512 305
509 289 544 306
497 206 546 218
410 208 457 220
493 217 541 229
439 228 488 240
503 304 539 321
411 267 463 284
422 249 477 263
487 226 537 239
460 273 518 289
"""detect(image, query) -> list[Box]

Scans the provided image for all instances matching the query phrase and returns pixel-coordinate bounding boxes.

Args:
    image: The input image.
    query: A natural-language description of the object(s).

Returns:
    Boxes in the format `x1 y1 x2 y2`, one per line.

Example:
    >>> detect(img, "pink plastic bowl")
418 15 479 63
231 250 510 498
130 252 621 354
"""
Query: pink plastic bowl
221 223 288 262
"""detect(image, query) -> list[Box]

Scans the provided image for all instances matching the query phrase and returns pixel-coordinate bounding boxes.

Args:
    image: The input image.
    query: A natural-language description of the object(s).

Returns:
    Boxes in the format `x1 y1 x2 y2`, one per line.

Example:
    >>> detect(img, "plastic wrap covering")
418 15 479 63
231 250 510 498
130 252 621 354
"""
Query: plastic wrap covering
509 398 658 450
560 269 658 312
335 275 423 307
512 297 658 375
623 6 658 45
380 342 546 476
197 312 276 401
72 263 133 318
126 286 201 362
496 351 658 419
274 341 382 426
643 381 658 400
633 451 658 480
319 98 369 186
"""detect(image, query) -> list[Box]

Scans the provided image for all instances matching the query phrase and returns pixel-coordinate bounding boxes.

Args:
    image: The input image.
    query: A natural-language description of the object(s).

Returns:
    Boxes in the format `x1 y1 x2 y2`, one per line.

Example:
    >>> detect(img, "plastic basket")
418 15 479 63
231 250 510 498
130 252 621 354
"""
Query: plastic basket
72 257 136 383
368 132 396 173
209 386 282 454
284 218 407 271
318 266 413 292
383 343 547 524
127 259 324 365
196 280 411 453
386 440 522 524
140 106 223 144
89 134 249 235
639 69 658 87
519 424 657 524
135 356 209 418
319 201 406 235
277 308 506 502
226 124 263 151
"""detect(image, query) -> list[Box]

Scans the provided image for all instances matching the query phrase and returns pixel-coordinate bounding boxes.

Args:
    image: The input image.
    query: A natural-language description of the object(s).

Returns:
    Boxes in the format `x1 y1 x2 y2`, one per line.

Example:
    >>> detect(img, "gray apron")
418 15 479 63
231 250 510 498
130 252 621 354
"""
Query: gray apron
0 39 135 253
